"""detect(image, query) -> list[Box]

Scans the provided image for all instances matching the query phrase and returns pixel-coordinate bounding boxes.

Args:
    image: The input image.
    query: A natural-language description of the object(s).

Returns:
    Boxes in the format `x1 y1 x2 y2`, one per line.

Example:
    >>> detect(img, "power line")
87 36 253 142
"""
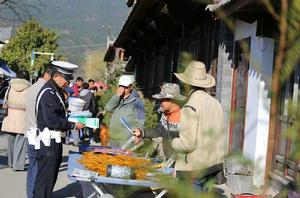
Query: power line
59 42 106 49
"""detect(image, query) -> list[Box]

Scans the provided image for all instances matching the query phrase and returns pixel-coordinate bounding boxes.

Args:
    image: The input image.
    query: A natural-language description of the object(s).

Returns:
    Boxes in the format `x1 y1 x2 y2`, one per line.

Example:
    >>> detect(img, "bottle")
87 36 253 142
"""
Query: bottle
106 165 135 179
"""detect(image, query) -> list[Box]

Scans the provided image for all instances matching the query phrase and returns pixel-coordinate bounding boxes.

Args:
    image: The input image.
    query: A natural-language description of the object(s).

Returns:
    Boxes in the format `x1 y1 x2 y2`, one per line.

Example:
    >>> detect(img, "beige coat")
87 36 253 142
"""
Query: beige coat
172 90 225 171
1 79 30 134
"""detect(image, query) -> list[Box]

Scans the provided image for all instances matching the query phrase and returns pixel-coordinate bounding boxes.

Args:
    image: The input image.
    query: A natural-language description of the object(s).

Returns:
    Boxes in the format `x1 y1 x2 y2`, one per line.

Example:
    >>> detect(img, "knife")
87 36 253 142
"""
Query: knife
120 117 135 135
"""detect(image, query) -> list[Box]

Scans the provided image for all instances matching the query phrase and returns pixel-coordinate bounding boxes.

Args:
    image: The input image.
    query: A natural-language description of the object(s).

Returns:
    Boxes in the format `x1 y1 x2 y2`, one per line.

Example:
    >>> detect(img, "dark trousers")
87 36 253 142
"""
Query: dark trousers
27 142 38 198
33 139 62 198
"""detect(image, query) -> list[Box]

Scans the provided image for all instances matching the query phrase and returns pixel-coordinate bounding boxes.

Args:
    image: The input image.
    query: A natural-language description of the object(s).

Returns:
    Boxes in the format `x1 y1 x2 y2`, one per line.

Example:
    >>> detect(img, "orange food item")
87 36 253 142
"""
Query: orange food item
100 124 109 146
78 152 152 180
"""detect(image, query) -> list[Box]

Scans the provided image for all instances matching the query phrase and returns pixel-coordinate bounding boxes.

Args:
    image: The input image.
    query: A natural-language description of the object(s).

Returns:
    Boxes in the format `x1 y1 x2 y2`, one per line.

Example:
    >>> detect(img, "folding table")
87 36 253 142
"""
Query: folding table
67 152 168 198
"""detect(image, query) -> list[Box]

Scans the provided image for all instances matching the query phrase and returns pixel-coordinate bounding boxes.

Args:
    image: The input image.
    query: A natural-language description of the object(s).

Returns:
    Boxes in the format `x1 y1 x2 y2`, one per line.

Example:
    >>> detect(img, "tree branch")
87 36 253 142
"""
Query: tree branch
261 0 280 21
264 0 288 191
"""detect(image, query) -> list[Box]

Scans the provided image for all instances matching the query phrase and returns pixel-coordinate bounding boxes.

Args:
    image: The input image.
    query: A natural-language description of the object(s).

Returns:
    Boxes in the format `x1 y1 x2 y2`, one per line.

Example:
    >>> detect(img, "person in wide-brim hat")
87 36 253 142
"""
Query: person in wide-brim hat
171 60 225 179
174 61 215 88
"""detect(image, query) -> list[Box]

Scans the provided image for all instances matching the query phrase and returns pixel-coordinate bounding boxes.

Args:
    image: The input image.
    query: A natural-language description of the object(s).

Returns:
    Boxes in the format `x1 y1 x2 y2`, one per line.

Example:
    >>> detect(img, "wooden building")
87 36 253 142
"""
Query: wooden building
104 0 299 193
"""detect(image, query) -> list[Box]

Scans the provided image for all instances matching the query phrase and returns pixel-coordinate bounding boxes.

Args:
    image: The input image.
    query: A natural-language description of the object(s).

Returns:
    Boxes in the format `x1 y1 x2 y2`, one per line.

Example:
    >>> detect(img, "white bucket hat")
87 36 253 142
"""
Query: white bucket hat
152 83 186 100
174 61 215 88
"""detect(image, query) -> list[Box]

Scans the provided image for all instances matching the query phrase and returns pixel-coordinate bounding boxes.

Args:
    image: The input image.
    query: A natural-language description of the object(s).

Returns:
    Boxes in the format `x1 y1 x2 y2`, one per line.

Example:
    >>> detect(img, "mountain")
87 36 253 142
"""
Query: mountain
2 0 129 64
37 0 129 64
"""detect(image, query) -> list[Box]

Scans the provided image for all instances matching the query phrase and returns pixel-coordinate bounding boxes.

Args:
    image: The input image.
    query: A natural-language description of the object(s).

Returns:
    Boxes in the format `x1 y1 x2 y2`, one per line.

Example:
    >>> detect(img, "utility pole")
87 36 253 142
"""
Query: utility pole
102 25 116 49
102 25 116 84
31 50 54 67
30 50 54 82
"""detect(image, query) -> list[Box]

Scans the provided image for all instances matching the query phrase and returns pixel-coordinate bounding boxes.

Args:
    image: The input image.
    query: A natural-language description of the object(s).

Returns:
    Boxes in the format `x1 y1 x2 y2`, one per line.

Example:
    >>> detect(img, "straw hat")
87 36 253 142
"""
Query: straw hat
174 61 215 88
152 83 186 100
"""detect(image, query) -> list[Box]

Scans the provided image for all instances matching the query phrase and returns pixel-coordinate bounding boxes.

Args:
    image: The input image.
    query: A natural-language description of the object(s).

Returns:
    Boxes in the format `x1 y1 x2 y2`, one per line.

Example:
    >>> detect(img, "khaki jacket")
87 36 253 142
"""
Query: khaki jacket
2 79 30 134
25 78 46 130
172 90 225 171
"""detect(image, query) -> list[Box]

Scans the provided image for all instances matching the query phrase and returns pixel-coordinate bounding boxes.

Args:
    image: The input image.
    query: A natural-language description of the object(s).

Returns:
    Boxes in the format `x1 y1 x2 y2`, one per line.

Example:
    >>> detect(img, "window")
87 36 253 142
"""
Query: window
272 64 300 183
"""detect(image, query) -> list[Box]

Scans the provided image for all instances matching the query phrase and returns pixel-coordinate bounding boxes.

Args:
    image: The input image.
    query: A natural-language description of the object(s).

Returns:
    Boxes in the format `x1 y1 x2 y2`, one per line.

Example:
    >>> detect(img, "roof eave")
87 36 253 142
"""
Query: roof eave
206 0 257 17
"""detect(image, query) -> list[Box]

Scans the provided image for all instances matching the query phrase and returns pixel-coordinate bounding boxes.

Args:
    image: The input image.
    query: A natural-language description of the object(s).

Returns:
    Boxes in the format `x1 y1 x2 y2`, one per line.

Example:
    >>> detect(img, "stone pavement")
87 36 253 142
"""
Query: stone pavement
0 133 82 198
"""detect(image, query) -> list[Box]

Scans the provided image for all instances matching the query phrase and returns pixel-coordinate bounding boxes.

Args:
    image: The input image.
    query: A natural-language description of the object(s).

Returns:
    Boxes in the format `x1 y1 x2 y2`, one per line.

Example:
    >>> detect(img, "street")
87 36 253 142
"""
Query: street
0 133 82 198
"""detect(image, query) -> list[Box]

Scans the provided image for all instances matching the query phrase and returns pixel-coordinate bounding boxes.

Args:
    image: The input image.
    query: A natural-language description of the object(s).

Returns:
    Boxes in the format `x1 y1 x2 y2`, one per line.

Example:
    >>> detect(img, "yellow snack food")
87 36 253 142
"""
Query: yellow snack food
78 152 152 180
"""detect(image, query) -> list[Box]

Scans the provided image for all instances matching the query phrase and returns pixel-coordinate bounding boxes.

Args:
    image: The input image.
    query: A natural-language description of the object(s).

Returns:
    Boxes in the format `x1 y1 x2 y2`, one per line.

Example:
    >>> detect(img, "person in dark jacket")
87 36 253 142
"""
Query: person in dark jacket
33 61 84 198
133 83 185 161
26 66 52 198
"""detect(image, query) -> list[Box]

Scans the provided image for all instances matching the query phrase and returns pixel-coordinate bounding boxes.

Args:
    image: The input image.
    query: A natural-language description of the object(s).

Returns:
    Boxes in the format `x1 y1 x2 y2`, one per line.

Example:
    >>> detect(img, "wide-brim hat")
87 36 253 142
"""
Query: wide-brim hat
174 61 215 88
51 61 79 80
152 83 186 100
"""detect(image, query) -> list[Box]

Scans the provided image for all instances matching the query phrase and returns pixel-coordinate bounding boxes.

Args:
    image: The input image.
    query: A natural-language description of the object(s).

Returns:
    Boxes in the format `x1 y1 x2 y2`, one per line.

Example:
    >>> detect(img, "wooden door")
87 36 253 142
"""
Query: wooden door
229 38 250 153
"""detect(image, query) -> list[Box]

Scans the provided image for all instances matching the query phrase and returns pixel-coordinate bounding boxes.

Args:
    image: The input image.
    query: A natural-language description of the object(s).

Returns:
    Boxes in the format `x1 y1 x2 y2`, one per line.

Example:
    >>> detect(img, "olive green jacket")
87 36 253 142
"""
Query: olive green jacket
105 90 145 147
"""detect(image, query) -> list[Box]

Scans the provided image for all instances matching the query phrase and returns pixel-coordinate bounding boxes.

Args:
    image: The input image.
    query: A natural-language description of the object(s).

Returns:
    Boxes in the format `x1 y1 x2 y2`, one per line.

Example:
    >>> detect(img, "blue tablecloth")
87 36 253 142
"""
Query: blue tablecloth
67 152 161 188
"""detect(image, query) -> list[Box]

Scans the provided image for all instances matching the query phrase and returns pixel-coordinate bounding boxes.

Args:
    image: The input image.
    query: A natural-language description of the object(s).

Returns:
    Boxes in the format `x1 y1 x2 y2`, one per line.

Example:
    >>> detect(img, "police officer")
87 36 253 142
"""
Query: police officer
33 61 84 198
26 66 52 198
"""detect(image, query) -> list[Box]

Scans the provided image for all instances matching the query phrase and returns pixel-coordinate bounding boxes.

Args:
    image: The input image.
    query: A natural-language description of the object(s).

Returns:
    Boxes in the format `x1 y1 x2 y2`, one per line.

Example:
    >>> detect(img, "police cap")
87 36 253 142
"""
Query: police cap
51 61 78 80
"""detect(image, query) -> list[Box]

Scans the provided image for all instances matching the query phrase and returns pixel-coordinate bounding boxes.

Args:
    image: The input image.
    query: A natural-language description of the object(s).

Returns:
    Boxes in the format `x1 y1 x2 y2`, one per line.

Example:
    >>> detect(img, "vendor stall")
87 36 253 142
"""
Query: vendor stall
67 150 169 198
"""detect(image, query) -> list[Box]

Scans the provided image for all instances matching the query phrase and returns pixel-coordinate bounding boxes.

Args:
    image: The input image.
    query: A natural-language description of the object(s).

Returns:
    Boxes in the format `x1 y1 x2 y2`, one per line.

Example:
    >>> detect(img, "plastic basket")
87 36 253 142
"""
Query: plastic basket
227 174 256 194
224 156 256 195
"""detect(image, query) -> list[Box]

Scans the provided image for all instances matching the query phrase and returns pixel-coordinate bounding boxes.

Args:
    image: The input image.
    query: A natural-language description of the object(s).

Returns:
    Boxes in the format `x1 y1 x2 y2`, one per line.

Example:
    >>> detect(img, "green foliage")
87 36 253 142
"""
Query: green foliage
157 174 220 198
106 61 126 85
1 18 59 74
282 1 300 84
143 98 159 128
177 51 195 96
98 85 117 126
264 1 300 167
97 65 122 126
178 51 193 73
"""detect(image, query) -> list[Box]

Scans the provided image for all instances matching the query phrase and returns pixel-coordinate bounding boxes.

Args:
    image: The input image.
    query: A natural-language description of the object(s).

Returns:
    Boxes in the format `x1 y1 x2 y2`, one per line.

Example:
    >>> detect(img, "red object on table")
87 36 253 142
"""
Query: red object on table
92 147 132 155
235 195 266 198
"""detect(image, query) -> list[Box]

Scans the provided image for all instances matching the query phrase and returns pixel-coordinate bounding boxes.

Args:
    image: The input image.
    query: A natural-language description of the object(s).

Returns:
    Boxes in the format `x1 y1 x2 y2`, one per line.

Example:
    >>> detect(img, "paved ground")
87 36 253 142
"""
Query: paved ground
0 133 235 198
0 133 82 198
